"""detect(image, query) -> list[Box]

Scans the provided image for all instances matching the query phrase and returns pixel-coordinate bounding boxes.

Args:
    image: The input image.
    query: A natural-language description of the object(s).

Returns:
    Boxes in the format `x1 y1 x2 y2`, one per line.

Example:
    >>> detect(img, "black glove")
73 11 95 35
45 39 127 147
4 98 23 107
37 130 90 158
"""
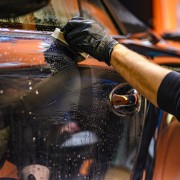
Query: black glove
62 17 119 65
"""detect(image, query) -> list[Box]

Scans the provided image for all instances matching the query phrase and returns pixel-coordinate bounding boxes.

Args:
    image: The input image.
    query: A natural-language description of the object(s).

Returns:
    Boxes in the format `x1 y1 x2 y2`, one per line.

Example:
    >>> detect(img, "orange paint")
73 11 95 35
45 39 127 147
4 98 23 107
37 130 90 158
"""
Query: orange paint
153 118 180 180
81 1 118 35
0 39 46 69
0 161 18 179
153 0 179 34
79 159 93 176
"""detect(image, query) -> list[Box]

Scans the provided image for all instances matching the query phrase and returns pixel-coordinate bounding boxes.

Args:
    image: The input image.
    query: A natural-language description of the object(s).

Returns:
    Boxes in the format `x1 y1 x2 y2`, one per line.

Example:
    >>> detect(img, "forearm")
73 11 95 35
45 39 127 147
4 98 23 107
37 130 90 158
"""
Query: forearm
110 44 172 106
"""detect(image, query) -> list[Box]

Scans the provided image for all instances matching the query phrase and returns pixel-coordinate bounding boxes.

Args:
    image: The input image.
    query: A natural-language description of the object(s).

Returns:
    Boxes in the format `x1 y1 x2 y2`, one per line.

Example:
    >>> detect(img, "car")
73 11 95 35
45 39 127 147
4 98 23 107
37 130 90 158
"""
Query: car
0 0 180 180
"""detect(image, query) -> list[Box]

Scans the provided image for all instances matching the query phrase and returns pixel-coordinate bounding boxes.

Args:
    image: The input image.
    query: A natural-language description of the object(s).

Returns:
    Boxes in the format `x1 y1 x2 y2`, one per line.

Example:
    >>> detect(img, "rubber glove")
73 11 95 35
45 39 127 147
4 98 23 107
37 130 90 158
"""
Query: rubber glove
62 17 119 65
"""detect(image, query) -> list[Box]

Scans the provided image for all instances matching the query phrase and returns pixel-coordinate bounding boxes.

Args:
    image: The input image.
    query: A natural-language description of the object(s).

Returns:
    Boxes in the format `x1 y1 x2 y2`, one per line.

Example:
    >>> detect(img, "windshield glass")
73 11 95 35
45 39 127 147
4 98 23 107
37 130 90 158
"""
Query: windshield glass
0 0 118 35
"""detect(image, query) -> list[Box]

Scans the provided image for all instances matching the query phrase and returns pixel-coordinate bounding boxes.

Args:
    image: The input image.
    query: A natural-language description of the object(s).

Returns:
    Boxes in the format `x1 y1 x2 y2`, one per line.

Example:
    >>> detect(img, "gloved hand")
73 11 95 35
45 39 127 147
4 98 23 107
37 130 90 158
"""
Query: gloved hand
62 17 119 65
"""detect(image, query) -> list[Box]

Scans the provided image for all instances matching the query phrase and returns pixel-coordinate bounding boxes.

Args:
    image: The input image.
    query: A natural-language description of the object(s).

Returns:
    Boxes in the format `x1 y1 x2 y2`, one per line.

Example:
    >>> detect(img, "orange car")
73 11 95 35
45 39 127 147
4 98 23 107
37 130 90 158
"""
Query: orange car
0 1 180 180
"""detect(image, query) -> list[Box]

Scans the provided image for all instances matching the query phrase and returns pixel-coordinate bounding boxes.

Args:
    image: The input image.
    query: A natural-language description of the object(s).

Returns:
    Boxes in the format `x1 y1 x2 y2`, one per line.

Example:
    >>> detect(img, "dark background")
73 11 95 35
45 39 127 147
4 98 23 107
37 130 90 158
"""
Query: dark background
120 0 153 28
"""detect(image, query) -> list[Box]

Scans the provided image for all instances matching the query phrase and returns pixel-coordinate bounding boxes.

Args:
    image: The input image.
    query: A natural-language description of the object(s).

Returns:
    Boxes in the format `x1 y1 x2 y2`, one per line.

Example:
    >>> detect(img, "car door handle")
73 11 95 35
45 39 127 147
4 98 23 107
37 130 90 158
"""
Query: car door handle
109 83 141 116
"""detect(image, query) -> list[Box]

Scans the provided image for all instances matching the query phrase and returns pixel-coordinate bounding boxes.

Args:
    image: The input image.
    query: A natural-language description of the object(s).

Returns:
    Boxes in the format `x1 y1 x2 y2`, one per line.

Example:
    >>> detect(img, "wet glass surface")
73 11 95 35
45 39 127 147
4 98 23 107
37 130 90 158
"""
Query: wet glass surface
0 0 118 35
0 64 145 179
0 0 147 179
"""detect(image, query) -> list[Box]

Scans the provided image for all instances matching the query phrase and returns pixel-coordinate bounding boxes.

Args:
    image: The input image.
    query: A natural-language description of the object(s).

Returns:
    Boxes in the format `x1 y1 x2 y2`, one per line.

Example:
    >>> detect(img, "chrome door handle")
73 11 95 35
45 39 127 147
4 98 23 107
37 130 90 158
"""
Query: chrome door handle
109 83 141 116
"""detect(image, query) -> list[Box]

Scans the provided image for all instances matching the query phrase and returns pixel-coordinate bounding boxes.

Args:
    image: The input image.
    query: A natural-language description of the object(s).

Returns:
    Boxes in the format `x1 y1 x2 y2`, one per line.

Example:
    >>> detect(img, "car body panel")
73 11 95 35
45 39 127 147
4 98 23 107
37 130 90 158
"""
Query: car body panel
0 0 180 179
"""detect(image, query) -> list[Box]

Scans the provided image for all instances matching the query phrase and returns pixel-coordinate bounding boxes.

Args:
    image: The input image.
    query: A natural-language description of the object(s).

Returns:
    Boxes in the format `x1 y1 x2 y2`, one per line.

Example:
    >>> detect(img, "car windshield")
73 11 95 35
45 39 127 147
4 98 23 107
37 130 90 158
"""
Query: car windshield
0 0 118 35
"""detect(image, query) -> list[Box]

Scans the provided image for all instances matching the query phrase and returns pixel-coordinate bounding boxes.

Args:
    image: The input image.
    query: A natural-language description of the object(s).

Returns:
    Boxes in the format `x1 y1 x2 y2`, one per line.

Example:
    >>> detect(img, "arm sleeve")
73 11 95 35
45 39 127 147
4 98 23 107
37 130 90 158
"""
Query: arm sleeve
157 71 180 120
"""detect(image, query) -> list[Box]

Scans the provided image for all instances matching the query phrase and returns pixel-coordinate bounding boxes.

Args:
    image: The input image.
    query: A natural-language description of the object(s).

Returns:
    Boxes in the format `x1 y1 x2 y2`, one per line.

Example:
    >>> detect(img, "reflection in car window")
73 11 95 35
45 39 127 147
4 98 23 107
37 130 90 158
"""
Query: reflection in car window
0 0 118 35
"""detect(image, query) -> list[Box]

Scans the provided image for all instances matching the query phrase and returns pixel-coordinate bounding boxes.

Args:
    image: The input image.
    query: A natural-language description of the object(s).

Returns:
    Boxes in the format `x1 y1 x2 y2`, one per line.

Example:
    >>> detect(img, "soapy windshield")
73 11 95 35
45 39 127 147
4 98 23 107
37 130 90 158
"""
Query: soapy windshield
0 0 118 35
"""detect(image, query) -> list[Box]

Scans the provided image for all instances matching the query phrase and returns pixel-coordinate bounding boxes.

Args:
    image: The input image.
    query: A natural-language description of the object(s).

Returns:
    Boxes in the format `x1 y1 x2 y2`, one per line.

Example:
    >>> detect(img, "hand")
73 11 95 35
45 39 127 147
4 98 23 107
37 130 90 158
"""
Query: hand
62 17 119 65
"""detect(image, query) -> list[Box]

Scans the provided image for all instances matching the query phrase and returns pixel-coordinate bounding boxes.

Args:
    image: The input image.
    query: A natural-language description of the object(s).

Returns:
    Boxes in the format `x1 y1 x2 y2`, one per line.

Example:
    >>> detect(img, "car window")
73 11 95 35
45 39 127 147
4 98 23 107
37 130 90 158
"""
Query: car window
0 0 118 35
0 1 145 179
